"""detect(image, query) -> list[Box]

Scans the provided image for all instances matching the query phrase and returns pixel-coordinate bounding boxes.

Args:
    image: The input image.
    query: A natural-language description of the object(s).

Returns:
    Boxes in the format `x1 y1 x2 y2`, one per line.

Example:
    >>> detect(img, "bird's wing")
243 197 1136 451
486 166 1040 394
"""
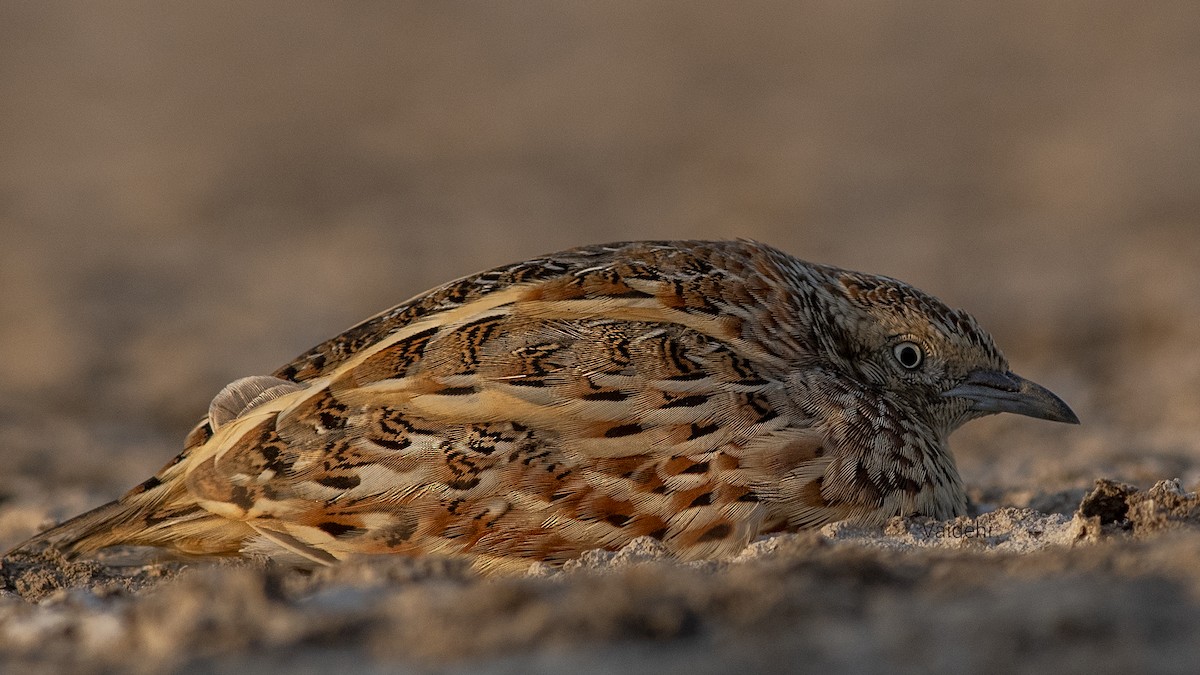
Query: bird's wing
273 239 804 382
177 243 842 567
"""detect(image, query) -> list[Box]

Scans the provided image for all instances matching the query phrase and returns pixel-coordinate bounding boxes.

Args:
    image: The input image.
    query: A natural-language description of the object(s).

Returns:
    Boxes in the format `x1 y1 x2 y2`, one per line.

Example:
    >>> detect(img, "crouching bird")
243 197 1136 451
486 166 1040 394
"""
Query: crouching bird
8 240 1078 572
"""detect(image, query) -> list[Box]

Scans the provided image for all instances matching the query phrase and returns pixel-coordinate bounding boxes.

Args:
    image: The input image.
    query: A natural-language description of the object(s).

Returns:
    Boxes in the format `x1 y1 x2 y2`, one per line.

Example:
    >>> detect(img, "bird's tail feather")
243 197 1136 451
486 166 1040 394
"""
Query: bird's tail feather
5 478 248 562
10 497 151 557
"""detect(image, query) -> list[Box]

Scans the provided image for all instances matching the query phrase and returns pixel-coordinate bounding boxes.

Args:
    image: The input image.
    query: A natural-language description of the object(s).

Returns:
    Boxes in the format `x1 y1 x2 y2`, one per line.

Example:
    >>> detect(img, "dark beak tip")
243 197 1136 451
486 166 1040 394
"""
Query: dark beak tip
1056 401 1084 422
1027 380 1081 426
1058 407 1082 426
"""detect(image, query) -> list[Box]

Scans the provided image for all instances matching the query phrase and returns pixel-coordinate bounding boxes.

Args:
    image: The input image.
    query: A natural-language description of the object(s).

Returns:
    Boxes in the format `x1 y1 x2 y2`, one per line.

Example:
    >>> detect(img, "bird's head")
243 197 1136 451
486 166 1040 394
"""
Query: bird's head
809 268 1079 434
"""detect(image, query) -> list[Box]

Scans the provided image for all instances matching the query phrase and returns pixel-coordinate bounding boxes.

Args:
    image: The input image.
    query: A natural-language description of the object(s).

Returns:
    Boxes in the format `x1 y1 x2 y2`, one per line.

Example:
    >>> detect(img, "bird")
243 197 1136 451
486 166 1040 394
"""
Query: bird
8 240 1078 572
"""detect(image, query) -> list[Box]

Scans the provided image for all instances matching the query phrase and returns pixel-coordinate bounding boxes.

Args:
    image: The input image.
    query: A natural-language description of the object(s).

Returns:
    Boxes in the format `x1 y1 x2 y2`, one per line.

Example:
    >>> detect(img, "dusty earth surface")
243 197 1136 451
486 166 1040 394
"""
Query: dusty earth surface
2 2 1199 673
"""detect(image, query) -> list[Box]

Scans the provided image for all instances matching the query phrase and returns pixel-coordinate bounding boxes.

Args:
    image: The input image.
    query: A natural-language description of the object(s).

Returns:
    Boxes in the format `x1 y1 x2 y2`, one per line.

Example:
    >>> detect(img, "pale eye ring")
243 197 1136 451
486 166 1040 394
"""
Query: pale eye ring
893 341 924 370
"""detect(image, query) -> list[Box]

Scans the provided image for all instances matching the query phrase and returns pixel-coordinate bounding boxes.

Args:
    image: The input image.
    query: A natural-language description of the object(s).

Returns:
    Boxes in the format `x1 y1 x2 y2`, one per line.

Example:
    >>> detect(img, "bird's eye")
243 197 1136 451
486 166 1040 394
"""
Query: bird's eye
893 342 924 370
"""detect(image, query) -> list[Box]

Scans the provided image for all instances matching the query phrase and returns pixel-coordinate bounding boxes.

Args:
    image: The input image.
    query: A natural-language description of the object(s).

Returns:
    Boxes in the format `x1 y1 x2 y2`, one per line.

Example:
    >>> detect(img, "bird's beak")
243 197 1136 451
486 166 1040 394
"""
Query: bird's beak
942 369 1079 424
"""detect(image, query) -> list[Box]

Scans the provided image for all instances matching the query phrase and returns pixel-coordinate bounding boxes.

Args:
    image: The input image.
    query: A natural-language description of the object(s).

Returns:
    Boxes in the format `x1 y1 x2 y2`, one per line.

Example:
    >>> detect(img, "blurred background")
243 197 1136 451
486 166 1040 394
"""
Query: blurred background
1 1 1198 524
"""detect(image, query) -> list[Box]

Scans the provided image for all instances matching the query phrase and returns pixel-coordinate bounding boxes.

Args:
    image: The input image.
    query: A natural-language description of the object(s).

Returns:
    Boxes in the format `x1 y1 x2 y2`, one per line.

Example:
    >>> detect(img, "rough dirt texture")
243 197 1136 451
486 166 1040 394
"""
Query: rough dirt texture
2 2 1199 673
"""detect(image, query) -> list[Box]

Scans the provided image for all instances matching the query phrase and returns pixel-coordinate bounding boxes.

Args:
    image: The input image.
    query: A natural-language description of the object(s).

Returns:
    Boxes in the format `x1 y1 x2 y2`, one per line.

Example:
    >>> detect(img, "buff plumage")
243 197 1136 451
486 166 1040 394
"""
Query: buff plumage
10 240 1077 572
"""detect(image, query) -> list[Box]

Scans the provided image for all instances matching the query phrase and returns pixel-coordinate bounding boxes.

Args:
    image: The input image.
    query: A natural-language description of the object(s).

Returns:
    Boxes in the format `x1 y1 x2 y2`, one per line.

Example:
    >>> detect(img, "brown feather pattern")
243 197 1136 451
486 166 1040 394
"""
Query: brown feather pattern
9 240 1076 572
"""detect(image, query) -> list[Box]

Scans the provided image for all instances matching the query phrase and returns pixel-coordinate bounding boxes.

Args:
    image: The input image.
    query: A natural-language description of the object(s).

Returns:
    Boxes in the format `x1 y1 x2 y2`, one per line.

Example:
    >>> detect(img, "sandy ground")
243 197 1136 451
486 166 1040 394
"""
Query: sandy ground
1 2 1199 672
